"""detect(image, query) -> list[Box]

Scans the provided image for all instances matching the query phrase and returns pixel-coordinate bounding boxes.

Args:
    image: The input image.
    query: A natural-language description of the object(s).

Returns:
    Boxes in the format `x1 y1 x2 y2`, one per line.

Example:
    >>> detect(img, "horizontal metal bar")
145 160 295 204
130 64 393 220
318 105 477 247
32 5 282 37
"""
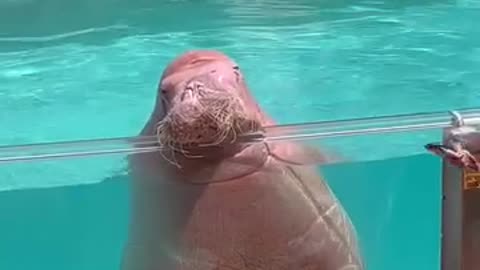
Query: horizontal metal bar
1 108 480 164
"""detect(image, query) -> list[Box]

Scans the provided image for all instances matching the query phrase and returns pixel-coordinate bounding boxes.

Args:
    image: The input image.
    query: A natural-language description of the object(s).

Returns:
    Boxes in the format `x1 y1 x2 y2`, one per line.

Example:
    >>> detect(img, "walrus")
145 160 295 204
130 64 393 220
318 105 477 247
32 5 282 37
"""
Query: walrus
123 50 364 270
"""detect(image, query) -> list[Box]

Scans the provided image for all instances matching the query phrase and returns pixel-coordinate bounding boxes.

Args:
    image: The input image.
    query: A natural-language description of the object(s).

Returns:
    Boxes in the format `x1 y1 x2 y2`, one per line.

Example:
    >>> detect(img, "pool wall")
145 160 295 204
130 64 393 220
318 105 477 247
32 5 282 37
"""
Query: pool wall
0 153 441 270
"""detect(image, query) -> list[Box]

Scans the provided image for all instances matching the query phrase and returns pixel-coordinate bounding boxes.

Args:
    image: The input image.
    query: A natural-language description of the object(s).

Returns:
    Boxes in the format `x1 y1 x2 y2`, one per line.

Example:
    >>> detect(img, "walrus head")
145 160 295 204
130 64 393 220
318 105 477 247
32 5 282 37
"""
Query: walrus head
153 51 266 158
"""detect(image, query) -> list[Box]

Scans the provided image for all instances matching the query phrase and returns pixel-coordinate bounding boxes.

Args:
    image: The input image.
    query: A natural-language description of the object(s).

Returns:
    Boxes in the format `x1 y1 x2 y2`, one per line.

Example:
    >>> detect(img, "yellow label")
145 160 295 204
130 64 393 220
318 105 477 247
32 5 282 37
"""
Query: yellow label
463 170 480 190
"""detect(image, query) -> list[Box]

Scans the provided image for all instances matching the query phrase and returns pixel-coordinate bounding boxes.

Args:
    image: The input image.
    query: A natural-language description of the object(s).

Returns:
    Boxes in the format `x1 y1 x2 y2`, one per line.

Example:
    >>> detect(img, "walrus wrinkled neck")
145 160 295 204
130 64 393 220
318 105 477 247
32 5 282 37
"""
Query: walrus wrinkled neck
174 142 247 163
165 142 269 184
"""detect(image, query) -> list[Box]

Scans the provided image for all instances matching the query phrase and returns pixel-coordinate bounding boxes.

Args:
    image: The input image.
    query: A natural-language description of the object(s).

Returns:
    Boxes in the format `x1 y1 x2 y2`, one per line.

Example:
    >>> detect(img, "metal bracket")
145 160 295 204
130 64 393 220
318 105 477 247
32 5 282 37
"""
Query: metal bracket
449 110 465 128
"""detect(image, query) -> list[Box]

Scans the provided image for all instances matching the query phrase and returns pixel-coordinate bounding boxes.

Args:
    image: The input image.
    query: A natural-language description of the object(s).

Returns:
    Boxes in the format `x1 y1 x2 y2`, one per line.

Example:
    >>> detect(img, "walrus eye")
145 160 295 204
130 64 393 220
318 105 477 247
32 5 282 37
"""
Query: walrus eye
160 89 170 104
233 66 241 83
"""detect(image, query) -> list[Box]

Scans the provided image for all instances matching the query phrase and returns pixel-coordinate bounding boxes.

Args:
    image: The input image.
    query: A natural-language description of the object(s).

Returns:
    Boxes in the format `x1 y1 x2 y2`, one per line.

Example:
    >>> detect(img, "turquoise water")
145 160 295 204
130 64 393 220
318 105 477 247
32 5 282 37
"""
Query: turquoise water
0 0 474 269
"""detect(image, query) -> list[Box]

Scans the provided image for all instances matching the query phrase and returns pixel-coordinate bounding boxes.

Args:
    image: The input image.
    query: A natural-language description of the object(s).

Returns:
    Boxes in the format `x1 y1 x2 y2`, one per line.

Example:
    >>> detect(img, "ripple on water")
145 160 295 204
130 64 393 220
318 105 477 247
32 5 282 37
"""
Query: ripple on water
0 0 479 189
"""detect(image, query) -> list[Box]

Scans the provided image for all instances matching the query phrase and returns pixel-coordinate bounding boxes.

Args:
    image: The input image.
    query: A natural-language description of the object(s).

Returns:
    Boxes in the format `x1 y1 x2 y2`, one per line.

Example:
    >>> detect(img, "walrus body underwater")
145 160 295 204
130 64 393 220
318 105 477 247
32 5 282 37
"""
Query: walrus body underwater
123 50 364 270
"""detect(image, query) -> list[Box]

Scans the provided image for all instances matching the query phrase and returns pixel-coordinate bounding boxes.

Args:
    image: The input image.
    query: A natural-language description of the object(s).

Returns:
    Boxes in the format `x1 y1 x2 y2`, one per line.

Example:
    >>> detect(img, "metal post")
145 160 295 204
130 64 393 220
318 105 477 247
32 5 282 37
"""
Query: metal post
441 126 463 270
441 113 480 270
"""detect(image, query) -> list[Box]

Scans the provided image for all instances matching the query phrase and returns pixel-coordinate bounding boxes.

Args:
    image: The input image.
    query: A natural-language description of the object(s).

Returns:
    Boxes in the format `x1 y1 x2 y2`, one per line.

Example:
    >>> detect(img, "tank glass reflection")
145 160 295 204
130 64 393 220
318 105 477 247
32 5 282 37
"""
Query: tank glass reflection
0 128 442 270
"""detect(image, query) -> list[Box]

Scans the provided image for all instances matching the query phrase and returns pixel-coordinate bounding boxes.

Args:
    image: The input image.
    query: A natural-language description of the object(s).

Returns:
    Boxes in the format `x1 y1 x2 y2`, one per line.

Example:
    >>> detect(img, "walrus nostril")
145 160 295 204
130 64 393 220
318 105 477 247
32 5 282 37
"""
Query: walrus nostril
186 81 205 90
181 81 206 101
180 89 194 101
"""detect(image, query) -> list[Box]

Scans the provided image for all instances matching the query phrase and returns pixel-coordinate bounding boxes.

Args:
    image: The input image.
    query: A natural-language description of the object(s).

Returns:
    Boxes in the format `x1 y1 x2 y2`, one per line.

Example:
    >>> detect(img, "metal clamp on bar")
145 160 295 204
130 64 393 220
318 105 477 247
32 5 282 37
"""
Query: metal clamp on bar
449 110 465 128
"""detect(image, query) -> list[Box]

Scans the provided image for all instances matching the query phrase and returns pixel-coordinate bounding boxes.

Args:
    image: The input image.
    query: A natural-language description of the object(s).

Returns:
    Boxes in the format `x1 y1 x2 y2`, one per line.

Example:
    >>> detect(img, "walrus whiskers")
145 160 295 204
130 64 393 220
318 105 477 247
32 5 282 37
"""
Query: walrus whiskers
154 85 253 155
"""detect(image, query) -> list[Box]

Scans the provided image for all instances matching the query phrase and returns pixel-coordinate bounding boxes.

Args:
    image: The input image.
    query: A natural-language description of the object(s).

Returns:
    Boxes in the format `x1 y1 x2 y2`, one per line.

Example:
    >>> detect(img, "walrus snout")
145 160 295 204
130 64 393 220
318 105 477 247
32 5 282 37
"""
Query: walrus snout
153 51 264 149
155 86 255 147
